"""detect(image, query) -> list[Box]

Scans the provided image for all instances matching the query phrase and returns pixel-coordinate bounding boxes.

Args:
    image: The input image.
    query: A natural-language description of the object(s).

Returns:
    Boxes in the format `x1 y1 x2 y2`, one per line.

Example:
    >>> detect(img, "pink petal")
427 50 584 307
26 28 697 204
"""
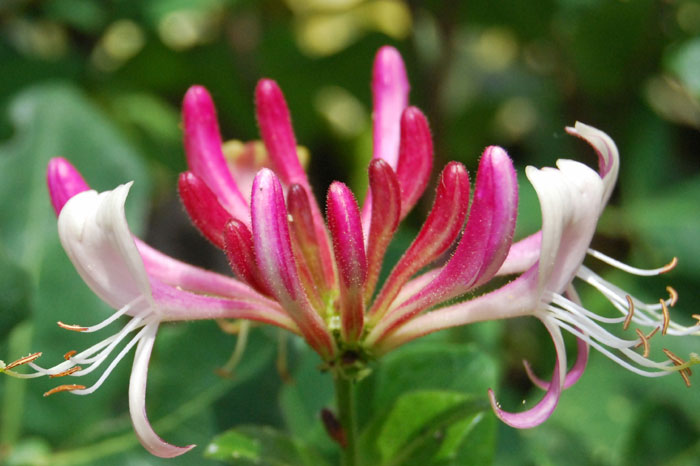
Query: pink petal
251 168 335 358
395 107 433 220
129 323 195 458
361 47 411 232
372 267 539 352
255 79 336 290
255 79 307 186
372 45 409 169
151 279 297 332
497 232 542 276
287 184 331 294
137 240 274 304
389 146 517 319
223 219 271 296
47 157 90 215
523 334 589 391
327 182 366 342
46 158 270 304
365 159 401 301
368 162 470 321
183 86 250 225
488 319 565 428
178 171 232 249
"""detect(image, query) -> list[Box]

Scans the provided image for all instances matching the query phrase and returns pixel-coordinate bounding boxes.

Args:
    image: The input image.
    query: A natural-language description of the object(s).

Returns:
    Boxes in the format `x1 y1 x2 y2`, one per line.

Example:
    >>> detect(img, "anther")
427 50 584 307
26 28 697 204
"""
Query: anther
49 366 82 378
660 257 678 274
5 352 42 371
623 295 634 330
660 299 670 335
43 384 86 397
633 326 659 349
57 322 88 332
666 286 678 307
63 350 77 360
692 314 700 325
635 329 650 358
663 348 693 387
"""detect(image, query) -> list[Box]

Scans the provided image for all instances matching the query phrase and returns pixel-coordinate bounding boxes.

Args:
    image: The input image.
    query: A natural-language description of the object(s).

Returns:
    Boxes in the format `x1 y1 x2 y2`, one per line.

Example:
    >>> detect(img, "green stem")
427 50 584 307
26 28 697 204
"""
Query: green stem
335 374 358 466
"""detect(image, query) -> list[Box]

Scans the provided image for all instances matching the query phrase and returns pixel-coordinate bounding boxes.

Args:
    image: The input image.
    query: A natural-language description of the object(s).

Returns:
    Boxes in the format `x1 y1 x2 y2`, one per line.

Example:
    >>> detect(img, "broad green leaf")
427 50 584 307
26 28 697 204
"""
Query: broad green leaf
0 83 150 277
205 425 328 466
375 390 488 466
278 344 335 453
369 342 498 410
358 343 498 465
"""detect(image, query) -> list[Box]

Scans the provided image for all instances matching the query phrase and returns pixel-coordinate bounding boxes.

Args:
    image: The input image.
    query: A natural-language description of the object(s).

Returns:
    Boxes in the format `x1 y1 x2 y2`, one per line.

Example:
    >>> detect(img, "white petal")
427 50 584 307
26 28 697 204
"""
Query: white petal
526 160 604 295
58 183 152 310
567 122 620 205
129 322 195 458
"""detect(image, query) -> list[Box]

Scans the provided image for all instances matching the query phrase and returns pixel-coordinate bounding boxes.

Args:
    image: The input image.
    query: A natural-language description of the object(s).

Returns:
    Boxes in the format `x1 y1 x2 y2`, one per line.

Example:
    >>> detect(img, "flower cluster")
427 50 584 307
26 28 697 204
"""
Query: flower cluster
2 46 697 457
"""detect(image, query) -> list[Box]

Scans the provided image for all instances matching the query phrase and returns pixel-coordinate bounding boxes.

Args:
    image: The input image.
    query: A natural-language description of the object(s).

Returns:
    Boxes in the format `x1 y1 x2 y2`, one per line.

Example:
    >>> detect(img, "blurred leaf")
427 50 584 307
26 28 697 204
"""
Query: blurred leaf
0 249 30 340
205 425 329 465
375 390 489 466
0 83 150 277
279 345 336 455
666 37 700 98
369 342 498 410
624 402 699 466
358 342 498 465
624 177 700 274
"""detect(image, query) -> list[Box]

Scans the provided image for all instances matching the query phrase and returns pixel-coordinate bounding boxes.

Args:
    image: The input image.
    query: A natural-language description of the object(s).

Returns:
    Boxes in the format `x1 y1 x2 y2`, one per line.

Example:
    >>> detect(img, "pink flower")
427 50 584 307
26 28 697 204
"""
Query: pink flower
8 46 697 458
377 122 699 428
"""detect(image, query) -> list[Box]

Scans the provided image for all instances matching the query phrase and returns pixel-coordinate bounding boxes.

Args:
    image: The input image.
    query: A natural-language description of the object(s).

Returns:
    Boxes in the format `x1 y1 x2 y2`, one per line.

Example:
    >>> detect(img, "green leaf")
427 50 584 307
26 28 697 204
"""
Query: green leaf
0 83 150 278
358 343 498 465
205 425 329 466
375 390 489 466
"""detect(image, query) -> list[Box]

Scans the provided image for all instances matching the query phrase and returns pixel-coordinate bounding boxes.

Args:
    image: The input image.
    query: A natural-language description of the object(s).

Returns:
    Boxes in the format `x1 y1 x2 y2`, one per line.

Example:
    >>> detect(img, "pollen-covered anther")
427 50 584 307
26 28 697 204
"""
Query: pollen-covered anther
43 384 87 397
63 350 77 360
49 366 82 378
635 328 650 358
666 286 678 307
663 348 692 387
57 321 88 332
660 257 678 274
660 299 670 335
634 327 659 351
623 295 634 330
5 352 42 371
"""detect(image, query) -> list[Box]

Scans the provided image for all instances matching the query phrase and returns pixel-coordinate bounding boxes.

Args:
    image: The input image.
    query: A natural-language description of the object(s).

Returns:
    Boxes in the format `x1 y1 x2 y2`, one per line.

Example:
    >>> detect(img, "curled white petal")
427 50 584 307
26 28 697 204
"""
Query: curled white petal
526 159 603 295
129 322 195 458
58 183 152 310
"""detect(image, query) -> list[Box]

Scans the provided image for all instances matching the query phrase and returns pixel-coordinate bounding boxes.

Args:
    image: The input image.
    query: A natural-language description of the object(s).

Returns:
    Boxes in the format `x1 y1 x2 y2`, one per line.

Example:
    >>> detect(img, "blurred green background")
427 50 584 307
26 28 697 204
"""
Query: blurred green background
1 0 699 465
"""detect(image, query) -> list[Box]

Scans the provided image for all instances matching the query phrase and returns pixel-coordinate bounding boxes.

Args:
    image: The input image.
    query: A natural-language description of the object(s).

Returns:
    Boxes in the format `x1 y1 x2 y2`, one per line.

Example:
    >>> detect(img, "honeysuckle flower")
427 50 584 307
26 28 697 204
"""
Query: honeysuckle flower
17 167 299 458
7 44 698 461
376 122 700 428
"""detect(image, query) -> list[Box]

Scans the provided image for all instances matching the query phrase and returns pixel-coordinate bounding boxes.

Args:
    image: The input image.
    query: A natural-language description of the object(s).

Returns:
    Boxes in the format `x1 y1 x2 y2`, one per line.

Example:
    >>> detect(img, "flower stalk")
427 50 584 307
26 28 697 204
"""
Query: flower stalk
334 373 359 466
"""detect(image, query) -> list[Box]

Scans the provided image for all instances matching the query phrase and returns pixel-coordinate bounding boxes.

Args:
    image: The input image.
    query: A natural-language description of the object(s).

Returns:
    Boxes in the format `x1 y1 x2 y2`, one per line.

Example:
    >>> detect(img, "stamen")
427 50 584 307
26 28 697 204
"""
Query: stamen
634 327 659 350
635 329 650 358
663 349 693 376
692 314 700 324
57 322 88 332
623 295 634 330
43 384 86 397
663 348 693 387
662 257 679 274
5 352 42 371
64 350 77 360
587 249 678 276
49 366 82 378
660 299 670 335
666 286 678 307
